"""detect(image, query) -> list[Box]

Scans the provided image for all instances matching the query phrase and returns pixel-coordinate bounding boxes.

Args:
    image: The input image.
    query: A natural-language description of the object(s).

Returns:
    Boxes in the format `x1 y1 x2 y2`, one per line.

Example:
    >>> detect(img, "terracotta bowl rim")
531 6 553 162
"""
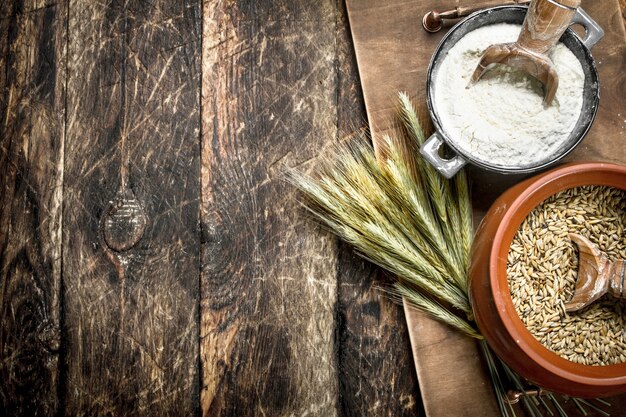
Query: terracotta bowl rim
489 161 626 385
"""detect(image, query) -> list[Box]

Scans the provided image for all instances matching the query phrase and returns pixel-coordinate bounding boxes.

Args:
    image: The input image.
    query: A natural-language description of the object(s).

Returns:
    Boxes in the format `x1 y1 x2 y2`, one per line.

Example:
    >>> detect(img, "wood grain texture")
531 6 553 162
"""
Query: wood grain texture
62 0 201 415
200 1 340 415
201 1 424 414
336 251 422 416
0 2 66 415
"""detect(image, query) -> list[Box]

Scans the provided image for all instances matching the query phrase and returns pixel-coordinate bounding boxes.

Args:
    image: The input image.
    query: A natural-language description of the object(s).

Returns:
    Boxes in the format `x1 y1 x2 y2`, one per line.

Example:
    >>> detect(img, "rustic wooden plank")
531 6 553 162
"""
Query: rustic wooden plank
0 2 66 415
336 250 422 416
334 2 422 415
200 1 339 415
62 0 201 414
346 0 625 416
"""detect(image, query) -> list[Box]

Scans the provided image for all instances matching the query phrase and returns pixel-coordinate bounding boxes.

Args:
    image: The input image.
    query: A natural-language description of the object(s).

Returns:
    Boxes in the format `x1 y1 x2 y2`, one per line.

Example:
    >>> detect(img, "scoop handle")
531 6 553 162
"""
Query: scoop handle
517 0 580 55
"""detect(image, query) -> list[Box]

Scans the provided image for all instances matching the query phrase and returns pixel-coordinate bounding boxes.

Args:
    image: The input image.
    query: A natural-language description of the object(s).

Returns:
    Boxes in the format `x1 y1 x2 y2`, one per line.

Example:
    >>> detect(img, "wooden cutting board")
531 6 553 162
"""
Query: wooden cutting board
345 1 626 416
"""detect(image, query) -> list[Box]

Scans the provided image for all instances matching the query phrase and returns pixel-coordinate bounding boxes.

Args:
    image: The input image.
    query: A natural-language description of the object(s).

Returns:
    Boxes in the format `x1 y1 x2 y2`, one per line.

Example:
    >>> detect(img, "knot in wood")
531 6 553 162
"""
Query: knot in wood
101 188 147 252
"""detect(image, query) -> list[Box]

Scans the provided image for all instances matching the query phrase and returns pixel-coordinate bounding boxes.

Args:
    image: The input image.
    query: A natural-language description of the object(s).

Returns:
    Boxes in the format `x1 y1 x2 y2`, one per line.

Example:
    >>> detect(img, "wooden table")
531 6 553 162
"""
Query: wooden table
0 1 624 416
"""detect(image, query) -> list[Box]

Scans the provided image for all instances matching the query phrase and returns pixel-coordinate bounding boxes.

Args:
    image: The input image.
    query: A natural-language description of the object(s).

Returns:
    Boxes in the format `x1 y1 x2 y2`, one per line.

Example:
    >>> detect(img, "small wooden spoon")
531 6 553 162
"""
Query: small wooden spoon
470 0 580 105
564 233 626 313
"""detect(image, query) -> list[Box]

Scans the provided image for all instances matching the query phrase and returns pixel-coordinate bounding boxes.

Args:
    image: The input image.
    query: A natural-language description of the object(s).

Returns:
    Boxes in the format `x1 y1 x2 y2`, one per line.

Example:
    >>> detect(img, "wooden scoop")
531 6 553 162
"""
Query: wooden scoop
470 0 580 105
564 233 626 313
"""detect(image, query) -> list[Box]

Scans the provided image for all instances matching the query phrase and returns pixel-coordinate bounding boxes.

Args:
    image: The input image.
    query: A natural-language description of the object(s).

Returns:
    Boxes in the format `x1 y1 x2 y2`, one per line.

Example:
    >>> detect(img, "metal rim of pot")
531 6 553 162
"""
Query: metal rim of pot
420 5 604 179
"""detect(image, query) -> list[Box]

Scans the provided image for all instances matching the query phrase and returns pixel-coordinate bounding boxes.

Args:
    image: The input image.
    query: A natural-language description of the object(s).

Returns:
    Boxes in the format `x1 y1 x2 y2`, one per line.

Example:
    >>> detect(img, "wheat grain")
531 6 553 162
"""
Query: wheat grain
507 185 626 366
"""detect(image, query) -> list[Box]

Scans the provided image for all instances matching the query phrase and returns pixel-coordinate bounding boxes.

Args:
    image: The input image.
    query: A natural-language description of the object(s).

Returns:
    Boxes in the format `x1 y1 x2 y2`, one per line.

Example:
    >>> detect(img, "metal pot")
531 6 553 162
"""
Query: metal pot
420 6 604 179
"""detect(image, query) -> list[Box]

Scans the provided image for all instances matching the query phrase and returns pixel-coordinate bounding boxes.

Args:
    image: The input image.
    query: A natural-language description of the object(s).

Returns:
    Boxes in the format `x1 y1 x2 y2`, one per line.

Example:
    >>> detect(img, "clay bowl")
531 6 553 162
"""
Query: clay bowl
469 162 626 397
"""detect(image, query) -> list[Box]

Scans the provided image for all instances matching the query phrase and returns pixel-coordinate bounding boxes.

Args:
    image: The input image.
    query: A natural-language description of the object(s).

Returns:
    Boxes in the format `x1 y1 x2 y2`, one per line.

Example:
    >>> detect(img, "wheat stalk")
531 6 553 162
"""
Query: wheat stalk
291 92 609 417
393 283 481 338
290 103 475 328
290 138 471 314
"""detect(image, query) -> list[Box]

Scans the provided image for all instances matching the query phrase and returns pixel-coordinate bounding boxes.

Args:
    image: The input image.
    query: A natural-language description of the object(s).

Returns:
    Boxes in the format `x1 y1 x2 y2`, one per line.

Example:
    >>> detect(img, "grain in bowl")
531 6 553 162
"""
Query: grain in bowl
507 185 626 366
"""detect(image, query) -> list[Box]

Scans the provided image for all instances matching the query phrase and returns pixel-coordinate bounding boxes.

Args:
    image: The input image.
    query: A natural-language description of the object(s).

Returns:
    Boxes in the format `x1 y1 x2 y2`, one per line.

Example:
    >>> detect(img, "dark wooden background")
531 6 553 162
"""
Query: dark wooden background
1 0 418 415
1 1 624 416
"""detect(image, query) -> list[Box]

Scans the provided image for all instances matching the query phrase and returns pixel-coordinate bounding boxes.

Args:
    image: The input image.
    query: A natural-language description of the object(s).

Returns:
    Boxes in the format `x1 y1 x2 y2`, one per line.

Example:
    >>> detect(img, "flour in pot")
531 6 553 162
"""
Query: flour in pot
433 23 585 168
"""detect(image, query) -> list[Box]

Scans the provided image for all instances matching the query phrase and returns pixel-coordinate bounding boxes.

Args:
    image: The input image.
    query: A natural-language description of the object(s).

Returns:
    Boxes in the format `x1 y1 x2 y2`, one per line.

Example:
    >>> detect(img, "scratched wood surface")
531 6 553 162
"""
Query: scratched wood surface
345 0 626 416
200 1 419 415
200 2 339 414
62 0 202 415
0 2 66 415
1 0 421 416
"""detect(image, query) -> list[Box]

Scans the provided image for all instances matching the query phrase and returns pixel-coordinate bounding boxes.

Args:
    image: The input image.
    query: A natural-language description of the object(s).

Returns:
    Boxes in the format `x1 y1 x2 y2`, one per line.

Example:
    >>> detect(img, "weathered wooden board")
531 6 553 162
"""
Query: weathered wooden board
0 2 66 415
200 2 341 415
345 0 626 416
1 0 424 414
62 0 201 415
200 1 422 415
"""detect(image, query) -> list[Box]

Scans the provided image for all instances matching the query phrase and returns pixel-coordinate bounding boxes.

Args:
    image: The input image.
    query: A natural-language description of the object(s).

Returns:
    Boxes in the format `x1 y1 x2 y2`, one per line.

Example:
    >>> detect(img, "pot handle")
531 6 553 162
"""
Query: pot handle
569 7 604 50
420 132 467 179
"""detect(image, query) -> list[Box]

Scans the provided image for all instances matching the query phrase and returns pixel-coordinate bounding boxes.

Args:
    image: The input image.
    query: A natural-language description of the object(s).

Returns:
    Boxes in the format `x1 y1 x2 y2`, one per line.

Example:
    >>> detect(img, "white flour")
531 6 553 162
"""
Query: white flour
433 23 585 168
